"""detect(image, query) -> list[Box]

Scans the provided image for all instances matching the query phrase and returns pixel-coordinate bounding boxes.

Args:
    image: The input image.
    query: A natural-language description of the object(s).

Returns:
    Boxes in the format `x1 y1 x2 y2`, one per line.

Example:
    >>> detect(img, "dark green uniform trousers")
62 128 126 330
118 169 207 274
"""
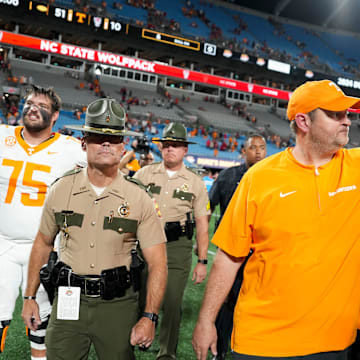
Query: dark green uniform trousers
46 289 138 360
157 236 193 360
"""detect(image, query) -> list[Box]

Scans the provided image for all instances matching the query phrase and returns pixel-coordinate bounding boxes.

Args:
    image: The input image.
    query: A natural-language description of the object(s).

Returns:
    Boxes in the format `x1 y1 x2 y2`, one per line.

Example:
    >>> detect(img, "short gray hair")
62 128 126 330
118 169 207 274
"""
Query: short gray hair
289 109 317 135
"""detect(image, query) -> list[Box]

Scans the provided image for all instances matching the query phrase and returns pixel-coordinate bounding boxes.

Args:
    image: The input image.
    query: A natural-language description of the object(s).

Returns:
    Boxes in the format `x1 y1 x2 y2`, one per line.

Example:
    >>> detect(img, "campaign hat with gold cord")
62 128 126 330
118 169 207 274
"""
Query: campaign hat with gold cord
153 122 196 144
66 98 141 137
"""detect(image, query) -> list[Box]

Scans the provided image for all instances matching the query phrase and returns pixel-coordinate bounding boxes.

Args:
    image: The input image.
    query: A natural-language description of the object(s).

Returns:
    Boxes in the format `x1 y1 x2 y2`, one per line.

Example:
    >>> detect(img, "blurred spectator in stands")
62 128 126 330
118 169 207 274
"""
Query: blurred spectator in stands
73 109 83 120
76 81 85 90
231 139 239 152
120 87 127 102
113 1 122 10
7 112 17 125
74 0 82 10
190 127 198 137
220 140 228 151
212 130 218 140
58 126 74 136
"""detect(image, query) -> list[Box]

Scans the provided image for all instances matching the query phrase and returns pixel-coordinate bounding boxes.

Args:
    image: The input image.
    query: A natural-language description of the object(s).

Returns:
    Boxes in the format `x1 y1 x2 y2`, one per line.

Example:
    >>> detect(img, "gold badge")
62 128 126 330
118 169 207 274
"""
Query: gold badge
181 183 189 192
118 202 130 217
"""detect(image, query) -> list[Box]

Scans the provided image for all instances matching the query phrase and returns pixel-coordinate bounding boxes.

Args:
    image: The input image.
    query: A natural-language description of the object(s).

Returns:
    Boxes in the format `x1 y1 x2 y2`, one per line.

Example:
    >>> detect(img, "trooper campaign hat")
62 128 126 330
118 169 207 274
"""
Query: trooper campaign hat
153 122 196 144
66 98 140 137
287 80 360 121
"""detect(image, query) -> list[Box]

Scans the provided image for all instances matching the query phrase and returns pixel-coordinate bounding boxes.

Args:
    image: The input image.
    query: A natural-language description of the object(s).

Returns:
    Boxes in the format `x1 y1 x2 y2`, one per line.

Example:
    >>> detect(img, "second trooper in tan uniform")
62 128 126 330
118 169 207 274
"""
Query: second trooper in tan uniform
22 98 167 360
135 122 210 359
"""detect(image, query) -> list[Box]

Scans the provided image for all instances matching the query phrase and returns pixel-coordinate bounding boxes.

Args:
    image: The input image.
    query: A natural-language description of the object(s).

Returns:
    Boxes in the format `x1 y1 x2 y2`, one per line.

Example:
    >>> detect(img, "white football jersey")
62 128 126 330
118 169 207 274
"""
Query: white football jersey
0 125 86 251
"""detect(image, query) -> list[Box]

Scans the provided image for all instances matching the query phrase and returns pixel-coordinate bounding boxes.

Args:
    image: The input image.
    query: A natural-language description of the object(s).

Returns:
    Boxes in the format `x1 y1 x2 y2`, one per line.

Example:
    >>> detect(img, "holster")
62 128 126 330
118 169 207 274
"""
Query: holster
185 212 195 240
100 266 130 300
130 249 145 292
39 251 58 305
165 221 182 242
165 212 195 242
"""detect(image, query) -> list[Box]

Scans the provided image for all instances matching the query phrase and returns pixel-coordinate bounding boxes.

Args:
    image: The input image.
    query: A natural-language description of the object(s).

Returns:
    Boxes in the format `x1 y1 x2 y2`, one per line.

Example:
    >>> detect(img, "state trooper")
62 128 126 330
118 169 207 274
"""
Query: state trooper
134 122 210 359
22 98 168 360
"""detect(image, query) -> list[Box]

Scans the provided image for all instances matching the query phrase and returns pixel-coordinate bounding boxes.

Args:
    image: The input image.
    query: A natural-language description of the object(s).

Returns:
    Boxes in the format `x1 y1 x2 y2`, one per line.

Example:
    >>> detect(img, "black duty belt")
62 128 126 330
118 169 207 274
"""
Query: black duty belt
165 220 195 242
55 263 131 300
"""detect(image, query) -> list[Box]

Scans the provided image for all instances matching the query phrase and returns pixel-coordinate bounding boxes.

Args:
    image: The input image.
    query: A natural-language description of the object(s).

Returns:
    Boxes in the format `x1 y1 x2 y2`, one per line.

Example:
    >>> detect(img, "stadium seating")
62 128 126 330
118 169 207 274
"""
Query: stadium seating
321 31 360 68
81 0 357 77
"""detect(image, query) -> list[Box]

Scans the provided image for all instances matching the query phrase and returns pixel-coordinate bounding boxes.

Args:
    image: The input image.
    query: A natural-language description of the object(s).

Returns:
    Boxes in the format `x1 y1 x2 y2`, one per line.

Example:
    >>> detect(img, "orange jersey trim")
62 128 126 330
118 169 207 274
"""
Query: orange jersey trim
15 126 60 156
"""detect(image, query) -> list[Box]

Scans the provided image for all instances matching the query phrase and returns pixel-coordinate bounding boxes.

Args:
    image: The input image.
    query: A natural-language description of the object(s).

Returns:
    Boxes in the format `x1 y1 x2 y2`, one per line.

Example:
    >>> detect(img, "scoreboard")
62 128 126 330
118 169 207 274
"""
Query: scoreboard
142 29 200 51
0 0 123 33
28 1 123 32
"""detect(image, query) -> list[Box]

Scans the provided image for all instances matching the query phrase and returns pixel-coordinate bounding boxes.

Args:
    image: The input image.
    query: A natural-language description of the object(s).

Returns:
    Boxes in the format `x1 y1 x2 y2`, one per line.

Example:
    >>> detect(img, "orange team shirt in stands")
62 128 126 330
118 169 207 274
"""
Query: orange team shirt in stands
212 147 360 357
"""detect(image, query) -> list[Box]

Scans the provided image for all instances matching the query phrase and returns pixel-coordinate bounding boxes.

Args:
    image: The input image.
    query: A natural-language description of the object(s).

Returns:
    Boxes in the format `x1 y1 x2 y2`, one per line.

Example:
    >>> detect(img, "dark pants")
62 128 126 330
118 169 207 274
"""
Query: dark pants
157 236 193 360
349 331 360 360
46 290 138 360
215 268 243 358
233 348 349 360
215 252 252 358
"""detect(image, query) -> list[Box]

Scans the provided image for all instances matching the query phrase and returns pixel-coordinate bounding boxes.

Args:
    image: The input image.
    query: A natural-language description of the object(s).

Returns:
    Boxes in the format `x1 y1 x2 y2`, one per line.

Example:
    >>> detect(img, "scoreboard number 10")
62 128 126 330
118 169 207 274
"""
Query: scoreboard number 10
110 21 121 31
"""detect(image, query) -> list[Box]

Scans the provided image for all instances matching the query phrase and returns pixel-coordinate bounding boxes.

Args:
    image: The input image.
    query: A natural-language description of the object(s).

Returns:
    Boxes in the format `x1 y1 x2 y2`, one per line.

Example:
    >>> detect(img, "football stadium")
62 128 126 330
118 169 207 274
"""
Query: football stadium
1 0 360 359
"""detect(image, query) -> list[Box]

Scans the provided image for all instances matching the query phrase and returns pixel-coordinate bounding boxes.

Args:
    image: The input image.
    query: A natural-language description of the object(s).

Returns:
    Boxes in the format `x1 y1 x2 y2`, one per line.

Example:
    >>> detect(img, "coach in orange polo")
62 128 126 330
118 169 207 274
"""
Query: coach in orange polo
193 80 360 360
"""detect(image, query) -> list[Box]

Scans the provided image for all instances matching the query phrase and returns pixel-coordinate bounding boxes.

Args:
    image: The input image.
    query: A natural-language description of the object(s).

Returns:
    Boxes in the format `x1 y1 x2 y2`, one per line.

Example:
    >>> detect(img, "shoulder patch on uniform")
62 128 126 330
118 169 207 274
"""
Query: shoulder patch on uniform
51 167 82 186
124 175 153 197
147 161 161 166
61 167 82 178
186 166 202 177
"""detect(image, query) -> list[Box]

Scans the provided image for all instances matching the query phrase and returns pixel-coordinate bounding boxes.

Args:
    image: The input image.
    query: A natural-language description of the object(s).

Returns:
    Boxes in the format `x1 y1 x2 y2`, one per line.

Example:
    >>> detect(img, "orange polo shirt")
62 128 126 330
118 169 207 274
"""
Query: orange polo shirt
213 147 360 357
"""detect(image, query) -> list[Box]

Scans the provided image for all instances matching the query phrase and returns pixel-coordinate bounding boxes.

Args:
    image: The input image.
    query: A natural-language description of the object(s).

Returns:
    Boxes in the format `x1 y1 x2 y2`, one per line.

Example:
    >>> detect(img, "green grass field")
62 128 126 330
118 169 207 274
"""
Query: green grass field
2 212 222 360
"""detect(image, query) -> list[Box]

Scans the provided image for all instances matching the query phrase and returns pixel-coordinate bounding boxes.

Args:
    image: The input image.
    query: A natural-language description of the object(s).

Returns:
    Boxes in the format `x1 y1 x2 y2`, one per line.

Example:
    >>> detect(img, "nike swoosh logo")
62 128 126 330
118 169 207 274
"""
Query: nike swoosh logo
280 191 297 198
47 151 58 155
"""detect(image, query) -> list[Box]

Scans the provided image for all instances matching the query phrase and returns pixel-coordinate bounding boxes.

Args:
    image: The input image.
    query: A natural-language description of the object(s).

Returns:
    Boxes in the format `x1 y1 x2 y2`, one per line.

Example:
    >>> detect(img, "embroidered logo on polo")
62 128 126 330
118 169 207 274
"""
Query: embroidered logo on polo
328 185 356 197
279 191 297 198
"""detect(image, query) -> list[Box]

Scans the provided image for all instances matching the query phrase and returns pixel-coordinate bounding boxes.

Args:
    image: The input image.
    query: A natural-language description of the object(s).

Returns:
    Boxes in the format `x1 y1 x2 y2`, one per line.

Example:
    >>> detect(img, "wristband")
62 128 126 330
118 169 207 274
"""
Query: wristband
23 296 36 300
198 259 208 265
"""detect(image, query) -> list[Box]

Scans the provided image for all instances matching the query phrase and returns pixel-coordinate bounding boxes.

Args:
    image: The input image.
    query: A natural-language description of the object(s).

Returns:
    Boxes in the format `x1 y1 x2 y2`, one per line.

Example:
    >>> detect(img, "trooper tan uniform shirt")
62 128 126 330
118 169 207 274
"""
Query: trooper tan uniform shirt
134 162 210 225
39 168 166 275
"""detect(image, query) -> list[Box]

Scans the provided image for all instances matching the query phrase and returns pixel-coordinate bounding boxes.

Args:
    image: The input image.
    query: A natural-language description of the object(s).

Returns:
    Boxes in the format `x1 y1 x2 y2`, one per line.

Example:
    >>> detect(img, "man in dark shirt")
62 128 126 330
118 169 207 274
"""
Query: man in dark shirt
209 134 266 360
210 134 266 225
